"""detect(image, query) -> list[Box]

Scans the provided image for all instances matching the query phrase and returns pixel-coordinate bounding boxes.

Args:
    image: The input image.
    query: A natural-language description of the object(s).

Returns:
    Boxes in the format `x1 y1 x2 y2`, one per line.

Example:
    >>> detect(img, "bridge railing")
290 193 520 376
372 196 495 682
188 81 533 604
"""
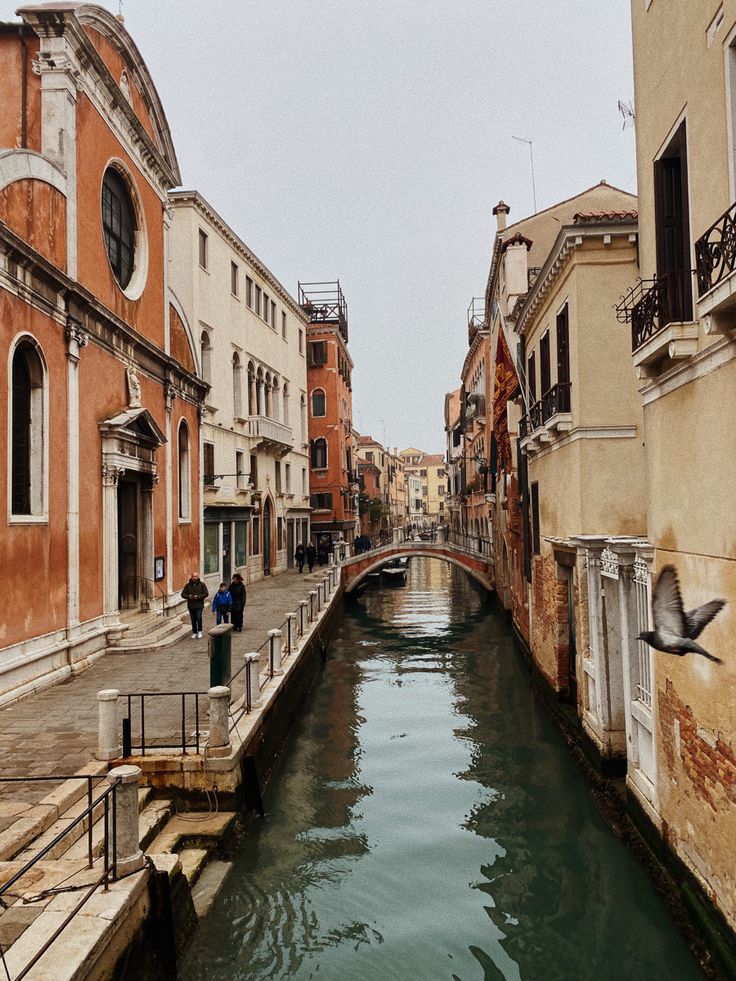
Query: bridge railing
445 529 493 557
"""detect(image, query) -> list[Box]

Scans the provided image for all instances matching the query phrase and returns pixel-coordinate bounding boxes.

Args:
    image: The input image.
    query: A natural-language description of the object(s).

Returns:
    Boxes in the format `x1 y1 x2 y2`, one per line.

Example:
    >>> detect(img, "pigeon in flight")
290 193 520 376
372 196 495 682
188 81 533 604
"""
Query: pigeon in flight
638 565 726 663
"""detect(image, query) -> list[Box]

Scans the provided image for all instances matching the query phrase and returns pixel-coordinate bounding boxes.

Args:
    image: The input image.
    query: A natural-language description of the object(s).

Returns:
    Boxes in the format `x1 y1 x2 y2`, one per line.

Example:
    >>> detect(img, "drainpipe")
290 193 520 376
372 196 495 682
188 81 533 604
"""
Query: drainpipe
19 27 28 149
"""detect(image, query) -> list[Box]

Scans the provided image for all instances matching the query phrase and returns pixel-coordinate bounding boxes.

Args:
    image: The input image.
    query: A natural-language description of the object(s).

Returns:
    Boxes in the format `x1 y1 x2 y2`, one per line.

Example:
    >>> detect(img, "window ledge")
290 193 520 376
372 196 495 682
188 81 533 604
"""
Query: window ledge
9 514 48 525
178 518 192 525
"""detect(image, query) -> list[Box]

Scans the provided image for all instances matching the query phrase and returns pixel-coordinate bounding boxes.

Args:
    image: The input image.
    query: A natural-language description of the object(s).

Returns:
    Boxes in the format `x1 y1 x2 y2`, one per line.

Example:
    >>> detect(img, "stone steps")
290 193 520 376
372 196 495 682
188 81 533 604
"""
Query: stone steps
108 616 191 653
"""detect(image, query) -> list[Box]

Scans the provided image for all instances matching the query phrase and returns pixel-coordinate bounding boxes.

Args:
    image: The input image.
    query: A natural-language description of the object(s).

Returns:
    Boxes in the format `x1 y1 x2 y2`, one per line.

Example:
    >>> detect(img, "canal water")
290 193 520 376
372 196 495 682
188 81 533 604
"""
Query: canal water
182 559 704 981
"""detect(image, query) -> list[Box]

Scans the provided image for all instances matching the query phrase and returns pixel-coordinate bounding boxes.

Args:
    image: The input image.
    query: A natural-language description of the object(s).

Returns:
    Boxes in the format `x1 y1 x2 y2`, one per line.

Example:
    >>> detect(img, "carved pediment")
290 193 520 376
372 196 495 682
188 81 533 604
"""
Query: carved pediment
99 407 166 446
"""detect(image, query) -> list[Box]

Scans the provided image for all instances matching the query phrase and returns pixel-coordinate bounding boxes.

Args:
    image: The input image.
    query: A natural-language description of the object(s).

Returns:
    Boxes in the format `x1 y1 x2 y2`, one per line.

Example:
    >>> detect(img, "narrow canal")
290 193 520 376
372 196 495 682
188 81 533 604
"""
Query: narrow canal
182 559 704 981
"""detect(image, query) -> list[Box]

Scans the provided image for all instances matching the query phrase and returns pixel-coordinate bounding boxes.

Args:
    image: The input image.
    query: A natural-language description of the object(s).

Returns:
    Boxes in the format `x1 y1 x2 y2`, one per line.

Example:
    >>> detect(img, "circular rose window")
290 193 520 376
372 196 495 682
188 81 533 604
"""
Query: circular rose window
101 167 137 290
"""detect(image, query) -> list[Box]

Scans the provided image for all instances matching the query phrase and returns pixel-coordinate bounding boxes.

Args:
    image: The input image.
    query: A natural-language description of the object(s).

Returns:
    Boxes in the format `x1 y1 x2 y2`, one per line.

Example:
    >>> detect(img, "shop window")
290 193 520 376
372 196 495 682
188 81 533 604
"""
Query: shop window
204 523 218 574
252 515 260 554
234 521 247 567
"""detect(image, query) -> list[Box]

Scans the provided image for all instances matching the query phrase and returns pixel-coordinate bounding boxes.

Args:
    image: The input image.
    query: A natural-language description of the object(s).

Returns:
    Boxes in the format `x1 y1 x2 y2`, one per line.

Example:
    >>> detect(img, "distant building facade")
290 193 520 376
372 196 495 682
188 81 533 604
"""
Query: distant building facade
169 191 311 588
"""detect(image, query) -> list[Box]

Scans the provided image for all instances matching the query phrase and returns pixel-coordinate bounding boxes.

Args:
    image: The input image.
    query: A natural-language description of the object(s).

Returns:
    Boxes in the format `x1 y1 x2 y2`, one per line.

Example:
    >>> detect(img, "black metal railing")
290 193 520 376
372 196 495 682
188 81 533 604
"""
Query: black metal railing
446 529 493 556
695 201 736 296
123 575 168 616
541 382 571 423
617 271 694 351
121 691 207 756
0 774 120 981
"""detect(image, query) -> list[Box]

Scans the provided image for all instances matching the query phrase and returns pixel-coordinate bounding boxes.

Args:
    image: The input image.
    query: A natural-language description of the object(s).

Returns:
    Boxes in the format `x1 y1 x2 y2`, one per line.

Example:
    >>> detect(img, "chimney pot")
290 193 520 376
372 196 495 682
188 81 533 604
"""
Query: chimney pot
493 200 510 232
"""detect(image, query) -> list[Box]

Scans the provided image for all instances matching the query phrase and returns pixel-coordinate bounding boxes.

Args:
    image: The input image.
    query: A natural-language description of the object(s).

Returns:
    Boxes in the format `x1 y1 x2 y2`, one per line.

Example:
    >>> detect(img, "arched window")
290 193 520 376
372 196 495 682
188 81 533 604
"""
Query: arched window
282 383 290 426
102 167 136 289
247 362 256 416
271 378 280 422
200 331 211 386
232 353 242 418
10 339 45 516
300 394 307 444
311 389 326 417
311 438 327 469
265 372 272 418
178 420 191 520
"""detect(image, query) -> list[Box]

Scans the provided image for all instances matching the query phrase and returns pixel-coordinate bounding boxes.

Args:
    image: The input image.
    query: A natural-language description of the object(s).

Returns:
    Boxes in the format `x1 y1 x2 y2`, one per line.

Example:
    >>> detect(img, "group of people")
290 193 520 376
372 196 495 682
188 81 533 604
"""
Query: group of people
294 542 316 573
181 572 247 638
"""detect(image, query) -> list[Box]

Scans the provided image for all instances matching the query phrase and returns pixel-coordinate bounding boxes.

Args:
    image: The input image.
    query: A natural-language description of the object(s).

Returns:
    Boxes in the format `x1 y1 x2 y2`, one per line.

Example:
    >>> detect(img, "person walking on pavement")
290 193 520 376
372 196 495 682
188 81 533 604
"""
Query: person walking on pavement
212 582 232 625
295 543 305 573
229 573 246 632
182 573 208 638
306 541 316 573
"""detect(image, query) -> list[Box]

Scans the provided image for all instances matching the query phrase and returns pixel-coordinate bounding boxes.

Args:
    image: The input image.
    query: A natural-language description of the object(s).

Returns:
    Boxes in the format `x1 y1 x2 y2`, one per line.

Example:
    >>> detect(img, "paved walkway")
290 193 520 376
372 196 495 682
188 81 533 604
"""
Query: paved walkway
0 568 330 805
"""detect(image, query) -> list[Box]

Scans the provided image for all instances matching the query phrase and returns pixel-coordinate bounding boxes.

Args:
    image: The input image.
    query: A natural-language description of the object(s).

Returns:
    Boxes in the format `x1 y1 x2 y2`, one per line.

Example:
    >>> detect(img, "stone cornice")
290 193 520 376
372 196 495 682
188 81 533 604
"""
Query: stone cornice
0 219 206 402
169 190 309 324
515 220 638 336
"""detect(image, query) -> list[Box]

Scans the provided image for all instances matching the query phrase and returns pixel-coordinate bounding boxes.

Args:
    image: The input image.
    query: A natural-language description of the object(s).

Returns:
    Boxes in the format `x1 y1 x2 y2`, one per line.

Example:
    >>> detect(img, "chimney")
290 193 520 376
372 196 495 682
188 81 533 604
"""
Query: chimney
493 200 510 232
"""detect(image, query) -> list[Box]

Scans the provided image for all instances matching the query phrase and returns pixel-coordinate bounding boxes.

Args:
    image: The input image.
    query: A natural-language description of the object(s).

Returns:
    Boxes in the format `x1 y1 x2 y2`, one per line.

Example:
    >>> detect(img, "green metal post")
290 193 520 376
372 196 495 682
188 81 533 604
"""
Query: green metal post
208 623 234 687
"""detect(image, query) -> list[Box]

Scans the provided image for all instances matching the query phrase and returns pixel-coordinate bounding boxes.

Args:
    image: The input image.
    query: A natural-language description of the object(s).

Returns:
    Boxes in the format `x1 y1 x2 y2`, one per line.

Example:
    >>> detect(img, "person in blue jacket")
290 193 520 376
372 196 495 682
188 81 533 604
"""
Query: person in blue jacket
211 582 232 625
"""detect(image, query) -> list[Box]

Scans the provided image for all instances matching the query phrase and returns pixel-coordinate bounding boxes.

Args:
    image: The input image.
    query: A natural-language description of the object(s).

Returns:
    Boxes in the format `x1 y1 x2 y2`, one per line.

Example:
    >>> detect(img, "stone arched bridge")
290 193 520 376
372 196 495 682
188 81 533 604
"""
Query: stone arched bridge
341 541 494 593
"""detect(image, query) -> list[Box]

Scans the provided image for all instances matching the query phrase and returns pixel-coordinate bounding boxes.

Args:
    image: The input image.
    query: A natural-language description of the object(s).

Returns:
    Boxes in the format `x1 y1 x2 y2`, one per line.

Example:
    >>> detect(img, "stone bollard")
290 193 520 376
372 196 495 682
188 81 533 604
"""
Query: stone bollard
323 575 331 600
310 588 319 617
298 600 308 635
248 652 262 707
286 613 296 654
268 628 283 675
107 765 144 876
96 689 121 761
207 686 231 758
332 564 339 589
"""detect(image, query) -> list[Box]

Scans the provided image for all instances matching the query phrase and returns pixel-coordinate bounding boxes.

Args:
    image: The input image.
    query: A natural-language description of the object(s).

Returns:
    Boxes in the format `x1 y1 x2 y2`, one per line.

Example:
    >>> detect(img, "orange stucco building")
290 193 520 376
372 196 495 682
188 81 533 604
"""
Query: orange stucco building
0 5 205 703
299 282 357 552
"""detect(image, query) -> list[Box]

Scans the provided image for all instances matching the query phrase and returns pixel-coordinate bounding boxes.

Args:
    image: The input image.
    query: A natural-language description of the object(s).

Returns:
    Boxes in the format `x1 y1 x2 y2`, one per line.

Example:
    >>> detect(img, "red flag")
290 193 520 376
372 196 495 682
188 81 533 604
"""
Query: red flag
493 329 520 473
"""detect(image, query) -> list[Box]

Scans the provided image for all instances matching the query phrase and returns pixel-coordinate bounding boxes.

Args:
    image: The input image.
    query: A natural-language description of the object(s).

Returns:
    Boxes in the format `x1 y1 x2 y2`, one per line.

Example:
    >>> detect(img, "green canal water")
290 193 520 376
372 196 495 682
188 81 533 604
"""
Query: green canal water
181 559 704 981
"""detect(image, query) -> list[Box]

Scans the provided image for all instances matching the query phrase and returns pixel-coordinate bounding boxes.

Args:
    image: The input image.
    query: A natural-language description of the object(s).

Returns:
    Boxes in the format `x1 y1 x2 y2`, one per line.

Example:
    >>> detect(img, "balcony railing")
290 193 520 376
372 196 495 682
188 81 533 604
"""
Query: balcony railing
695 201 736 296
541 382 571 423
247 415 293 449
616 271 694 351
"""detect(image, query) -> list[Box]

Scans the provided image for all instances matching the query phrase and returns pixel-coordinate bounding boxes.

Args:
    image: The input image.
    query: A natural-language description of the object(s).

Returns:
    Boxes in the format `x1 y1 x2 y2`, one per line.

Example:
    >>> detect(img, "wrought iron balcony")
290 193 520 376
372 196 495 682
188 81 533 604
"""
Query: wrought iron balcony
695 201 736 297
616 270 694 352
541 382 571 424
529 400 543 432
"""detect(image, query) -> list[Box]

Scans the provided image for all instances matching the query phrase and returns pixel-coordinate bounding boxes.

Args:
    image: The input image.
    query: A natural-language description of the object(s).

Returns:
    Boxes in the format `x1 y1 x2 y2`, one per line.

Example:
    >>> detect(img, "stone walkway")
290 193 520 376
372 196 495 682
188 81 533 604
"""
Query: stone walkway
0 568 330 805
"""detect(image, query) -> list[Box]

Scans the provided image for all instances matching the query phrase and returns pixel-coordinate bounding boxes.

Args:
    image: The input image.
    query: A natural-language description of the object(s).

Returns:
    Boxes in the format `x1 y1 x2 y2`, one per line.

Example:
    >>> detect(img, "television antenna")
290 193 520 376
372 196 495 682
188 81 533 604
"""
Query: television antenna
512 135 537 215
618 99 635 130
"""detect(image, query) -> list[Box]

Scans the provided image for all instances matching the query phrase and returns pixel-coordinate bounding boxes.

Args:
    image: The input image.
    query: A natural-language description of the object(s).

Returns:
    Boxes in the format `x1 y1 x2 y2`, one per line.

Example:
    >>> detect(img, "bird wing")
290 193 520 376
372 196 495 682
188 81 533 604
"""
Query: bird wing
652 565 686 636
684 599 726 640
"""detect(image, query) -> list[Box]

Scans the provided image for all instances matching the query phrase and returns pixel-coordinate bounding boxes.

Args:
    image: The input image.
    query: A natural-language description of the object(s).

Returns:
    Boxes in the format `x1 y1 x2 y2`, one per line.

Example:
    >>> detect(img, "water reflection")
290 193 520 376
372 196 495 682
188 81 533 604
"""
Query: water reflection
181 560 704 981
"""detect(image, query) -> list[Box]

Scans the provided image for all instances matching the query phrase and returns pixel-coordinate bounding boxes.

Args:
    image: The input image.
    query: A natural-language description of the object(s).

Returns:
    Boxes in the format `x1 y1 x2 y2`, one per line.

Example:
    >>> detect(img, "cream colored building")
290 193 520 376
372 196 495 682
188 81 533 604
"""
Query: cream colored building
169 191 311 588
608 0 736 937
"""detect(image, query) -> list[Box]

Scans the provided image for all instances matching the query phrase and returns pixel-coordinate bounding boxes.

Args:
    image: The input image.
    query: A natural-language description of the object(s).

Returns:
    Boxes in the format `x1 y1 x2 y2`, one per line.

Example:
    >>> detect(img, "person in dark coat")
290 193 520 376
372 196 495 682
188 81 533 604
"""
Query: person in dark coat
306 542 316 573
181 573 208 639
294 543 305 573
229 574 246 632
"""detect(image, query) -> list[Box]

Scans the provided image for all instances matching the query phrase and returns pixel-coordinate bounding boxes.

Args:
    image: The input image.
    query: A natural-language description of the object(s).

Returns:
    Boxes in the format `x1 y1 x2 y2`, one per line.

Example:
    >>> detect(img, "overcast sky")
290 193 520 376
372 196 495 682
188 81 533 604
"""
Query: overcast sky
3 0 636 453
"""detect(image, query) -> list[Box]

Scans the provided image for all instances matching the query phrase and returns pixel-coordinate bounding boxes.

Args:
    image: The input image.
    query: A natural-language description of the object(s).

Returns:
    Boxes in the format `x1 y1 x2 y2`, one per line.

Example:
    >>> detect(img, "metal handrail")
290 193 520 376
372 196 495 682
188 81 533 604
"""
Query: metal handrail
0 775 121 981
123 575 168 616
120 691 207 756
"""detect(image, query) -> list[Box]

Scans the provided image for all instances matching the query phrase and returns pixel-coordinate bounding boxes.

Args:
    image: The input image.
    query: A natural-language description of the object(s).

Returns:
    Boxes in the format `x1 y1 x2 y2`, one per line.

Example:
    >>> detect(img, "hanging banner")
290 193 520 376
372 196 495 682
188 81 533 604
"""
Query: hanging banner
492 328 520 473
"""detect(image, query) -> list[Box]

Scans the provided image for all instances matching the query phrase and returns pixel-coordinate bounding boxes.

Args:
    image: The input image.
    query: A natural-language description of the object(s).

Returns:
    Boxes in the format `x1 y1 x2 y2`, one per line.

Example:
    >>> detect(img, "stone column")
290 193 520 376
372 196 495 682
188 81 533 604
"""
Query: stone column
248 653 261 707
310 589 319 618
298 600 308 635
164 383 177 599
102 464 124 616
96 689 121 761
269 629 283 675
207 686 231 757
140 476 157 611
323 575 331 600
107 765 144 876
286 613 296 654
65 321 86 627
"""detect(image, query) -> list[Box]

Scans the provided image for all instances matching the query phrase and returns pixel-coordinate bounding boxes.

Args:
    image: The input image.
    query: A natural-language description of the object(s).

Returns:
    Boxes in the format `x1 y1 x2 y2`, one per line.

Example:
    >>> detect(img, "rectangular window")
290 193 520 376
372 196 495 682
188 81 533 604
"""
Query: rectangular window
262 292 269 323
366 451 374 462
310 493 333 510
281 311 287 339
531 481 540 554
439 502 444 511
277 516 284 550
420 468 427 477
203 442 215 482
298 329 304 354
285 462 292 493
231 261 239 296
438 485 445 495
250 453 258 490
255 285 262 317
556 304 571 412
252 515 260 555
198 229 208 269
540 333 551 396
271 300 277 329
234 521 247 567
275 460 282 493
246 276 253 308
308 340 327 366
654 121 692 322
236 451 246 489
204 523 218 574
528 352 537 403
